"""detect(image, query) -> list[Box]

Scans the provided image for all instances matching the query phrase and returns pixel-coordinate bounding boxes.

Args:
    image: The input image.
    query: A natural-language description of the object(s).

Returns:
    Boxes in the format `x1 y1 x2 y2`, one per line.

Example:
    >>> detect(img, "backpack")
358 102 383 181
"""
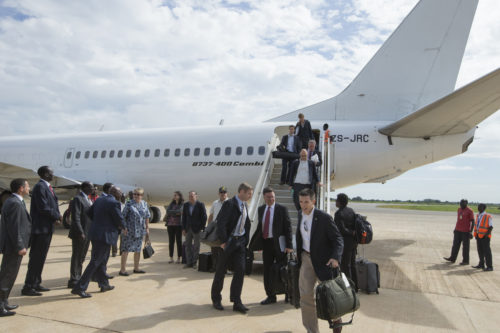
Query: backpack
355 214 373 244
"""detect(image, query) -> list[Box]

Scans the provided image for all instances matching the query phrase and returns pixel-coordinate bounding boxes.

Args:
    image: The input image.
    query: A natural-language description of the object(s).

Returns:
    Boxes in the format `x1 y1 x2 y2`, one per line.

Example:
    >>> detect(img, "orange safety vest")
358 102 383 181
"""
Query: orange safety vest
324 129 330 143
474 213 492 239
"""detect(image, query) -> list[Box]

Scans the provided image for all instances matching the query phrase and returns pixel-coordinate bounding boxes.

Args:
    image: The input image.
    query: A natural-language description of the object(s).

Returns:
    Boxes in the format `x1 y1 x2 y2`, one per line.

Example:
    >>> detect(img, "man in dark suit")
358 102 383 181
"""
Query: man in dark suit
306 139 322 167
67 181 94 289
0 179 31 317
72 186 125 298
249 187 293 305
182 191 207 269
295 113 314 149
22 166 61 296
279 125 301 185
211 182 253 314
295 188 343 333
288 149 319 211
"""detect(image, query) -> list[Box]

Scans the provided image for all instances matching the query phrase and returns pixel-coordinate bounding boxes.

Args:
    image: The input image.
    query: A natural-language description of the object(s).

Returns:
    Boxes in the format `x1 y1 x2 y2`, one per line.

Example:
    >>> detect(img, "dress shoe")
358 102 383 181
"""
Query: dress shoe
443 257 455 263
67 281 76 289
459 262 469 265
483 267 494 272
260 297 277 305
133 269 146 274
212 301 224 311
0 308 15 317
100 285 115 292
4 304 18 311
106 274 114 279
34 286 50 292
21 288 42 296
233 303 249 314
119 271 129 276
472 265 484 269
71 289 92 298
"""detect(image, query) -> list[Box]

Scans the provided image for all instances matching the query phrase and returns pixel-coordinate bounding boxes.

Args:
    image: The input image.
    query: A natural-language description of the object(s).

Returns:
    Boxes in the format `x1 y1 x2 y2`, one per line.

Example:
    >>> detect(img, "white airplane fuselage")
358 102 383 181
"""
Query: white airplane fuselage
0 121 475 203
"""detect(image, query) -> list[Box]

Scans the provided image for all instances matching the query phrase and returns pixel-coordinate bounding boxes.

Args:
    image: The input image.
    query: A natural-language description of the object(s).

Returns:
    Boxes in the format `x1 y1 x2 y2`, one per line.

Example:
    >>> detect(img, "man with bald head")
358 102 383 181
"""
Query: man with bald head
72 186 126 298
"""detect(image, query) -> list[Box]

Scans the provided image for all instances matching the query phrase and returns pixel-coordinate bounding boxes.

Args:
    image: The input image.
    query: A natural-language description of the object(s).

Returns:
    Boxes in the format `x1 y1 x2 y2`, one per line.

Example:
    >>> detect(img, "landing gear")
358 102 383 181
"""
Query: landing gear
149 206 161 223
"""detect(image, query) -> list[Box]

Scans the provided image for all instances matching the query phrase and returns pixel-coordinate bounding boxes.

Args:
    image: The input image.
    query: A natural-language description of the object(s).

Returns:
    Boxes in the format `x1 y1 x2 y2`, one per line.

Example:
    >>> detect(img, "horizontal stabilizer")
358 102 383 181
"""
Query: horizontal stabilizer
379 68 500 138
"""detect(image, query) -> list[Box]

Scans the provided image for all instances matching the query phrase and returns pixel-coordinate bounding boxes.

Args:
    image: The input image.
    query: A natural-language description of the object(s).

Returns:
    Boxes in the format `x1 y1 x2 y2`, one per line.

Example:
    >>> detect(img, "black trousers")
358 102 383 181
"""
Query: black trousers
280 158 294 183
74 240 111 291
211 236 246 304
24 232 52 289
211 246 223 273
293 183 312 211
262 238 286 297
69 236 91 284
476 237 493 268
449 230 470 263
167 225 182 258
341 236 358 290
0 251 23 307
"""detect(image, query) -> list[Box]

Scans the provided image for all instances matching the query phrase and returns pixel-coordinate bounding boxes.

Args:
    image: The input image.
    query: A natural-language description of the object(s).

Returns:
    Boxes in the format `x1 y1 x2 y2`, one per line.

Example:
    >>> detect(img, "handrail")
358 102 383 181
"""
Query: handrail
326 140 331 214
318 132 326 211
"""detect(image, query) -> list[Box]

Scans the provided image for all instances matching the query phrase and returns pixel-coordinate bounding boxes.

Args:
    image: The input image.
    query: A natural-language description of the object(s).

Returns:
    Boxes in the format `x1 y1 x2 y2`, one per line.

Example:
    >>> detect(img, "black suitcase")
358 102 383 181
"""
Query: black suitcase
270 261 287 295
198 252 212 272
286 253 300 308
356 257 380 294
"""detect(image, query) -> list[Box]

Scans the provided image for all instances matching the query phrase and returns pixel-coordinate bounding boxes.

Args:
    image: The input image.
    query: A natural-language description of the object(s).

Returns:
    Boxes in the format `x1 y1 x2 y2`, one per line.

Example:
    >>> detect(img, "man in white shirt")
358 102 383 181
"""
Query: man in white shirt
208 186 229 272
288 149 319 211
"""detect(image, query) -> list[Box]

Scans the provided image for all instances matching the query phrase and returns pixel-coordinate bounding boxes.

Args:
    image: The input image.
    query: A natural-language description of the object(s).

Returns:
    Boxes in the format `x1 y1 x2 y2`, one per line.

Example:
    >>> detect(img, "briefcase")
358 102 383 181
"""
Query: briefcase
200 221 221 247
272 151 300 160
143 238 155 259
286 253 300 308
270 261 287 295
315 268 360 326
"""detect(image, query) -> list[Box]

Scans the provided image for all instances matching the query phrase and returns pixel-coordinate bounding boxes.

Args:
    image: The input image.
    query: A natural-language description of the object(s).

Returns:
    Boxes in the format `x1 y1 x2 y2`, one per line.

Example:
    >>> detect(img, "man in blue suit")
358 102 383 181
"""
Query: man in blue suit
72 186 125 298
22 166 61 296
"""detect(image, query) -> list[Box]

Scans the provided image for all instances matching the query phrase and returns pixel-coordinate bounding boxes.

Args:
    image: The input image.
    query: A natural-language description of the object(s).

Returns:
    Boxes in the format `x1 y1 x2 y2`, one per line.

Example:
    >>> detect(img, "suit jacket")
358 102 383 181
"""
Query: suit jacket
288 159 319 186
68 192 92 239
307 148 323 167
216 196 251 246
0 195 32 254
30 179 61 234
295 120 314 141
296 208 344 281
87 195 124 245
279 134 301 153
249 203 293 256
182 201 207 233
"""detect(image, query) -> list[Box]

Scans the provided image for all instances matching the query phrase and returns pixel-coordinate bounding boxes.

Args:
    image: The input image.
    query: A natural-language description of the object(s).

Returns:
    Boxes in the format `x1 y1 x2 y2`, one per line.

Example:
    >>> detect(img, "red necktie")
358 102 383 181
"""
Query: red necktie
263 207 271 239
49 185 55 196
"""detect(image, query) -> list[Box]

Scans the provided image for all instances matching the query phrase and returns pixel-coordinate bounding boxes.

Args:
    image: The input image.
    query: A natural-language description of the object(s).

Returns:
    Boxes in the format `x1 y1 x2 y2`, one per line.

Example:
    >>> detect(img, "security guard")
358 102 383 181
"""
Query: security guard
472 203 493 271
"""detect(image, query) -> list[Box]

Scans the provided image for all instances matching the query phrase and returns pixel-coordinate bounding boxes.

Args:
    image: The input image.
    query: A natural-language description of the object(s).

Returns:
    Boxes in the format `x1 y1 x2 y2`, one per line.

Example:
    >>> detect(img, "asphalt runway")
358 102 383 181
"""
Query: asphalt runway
1 203 498 332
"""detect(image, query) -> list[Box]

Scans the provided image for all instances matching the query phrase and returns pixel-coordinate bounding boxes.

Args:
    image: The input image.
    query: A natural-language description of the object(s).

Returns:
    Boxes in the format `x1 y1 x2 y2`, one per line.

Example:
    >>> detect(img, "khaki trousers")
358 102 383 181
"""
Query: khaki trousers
299 252 319 333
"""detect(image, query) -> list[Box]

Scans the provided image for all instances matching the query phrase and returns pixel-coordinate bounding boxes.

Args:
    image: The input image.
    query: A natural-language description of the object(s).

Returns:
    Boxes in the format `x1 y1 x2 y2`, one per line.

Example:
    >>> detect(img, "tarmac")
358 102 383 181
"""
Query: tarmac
1 202 499 332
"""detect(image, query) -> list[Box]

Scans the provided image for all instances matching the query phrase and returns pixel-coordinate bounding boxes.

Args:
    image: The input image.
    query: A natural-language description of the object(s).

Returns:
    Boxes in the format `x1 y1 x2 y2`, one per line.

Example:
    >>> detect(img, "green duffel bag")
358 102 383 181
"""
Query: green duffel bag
315 268 360 326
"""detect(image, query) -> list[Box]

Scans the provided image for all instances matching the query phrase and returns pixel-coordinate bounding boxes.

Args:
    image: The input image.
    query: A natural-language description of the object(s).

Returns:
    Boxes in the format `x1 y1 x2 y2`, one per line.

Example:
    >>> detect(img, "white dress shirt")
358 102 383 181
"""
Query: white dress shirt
286 135 296 152
300 208 315 252
12 193 24 205
263 203 275 238
294 160 310 184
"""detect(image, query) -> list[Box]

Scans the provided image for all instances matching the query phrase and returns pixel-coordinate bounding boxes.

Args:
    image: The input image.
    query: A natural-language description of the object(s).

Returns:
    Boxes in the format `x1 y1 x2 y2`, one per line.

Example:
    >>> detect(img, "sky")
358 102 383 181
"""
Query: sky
0 0 499 203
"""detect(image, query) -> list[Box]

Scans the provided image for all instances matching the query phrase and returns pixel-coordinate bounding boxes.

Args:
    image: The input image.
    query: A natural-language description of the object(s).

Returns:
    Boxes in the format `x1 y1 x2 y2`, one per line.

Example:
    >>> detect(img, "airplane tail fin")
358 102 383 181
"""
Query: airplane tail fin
268 0 479 122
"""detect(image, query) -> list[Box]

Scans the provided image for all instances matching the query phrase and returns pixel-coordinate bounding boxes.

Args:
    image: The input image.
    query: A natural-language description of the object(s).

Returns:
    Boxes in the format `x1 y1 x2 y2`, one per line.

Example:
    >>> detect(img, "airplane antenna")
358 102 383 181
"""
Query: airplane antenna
219 119 224 126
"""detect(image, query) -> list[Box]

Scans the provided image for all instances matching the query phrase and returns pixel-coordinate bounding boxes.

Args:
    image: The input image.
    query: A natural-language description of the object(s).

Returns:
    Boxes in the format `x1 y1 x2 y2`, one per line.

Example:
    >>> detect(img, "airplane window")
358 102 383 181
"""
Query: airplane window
135 149 141 158
214 147 221 156
258 146 265 155
236 146 242 155
164 149 170 157
85 151 90 159
247 146 254 155
225 147 231 156
109 150 115 158
194 148 200 156
204 148 210 156
75 151 81 159
184 148 190 156
154 149 160 157
175 148 180 157
126 150 132 158
66 152 72 159
118 150 123 158
144 149 150 157
101 151 106 158
93 151 98 158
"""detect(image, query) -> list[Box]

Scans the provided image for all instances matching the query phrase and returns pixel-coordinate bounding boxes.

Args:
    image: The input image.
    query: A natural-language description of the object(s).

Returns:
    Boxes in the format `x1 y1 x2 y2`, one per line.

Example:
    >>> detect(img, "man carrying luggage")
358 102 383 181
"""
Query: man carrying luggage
208 186 229 272
249 187 293 305
443 199 474 265
296 188 343 333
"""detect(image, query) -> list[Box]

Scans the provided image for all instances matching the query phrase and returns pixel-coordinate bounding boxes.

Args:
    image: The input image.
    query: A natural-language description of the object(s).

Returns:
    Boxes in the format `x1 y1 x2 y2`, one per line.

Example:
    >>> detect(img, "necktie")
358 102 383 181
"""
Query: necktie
263 207 271 239
49 185 55 196
239 203 246 234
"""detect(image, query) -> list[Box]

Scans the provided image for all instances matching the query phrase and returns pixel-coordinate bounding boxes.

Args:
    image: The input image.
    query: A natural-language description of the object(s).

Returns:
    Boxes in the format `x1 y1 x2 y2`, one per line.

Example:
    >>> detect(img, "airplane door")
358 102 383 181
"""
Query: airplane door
64 148 75 168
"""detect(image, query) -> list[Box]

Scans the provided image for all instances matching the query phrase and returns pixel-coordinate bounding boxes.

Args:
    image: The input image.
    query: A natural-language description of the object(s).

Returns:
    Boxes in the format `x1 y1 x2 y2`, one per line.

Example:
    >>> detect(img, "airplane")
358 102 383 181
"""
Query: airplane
1 0 500 227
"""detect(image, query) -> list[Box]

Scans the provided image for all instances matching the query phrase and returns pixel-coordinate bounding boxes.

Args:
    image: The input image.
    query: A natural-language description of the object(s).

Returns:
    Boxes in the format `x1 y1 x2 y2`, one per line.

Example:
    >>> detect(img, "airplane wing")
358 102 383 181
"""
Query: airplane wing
379 68 500 138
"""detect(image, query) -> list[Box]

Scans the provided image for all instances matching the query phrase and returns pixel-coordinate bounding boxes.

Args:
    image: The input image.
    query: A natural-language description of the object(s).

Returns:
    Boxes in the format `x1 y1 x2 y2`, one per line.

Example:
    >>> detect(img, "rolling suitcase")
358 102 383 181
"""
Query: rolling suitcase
286 253 300 308
198 252 213 272
270 261 287 295
355 257 380 294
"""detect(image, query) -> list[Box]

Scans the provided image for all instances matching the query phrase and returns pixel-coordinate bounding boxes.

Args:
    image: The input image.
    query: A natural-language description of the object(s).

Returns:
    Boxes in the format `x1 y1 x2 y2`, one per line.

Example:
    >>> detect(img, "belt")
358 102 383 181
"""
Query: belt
232 235 244 240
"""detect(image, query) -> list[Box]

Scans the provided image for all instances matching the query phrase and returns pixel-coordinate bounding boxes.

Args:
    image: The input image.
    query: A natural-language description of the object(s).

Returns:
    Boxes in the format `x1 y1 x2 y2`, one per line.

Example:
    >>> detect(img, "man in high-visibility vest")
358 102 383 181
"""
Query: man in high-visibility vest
472 204 493 271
